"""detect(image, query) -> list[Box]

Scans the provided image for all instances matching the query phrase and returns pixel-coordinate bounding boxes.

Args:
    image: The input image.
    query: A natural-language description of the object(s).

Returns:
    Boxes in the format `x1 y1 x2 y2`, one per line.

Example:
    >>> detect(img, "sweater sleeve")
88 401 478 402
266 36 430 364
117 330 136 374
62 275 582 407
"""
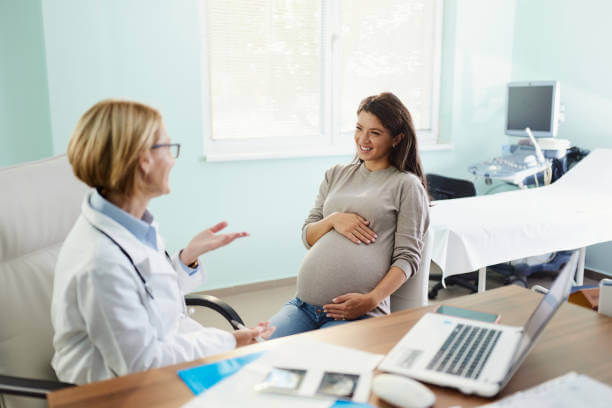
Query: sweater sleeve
301 167 334 249
391 175 430 279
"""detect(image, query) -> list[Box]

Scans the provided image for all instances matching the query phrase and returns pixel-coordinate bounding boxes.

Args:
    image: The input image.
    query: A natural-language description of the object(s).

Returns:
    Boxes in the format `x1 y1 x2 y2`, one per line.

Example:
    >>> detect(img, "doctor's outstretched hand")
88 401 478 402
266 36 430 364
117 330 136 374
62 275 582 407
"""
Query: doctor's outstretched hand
180 221 249 266
233 322 275 346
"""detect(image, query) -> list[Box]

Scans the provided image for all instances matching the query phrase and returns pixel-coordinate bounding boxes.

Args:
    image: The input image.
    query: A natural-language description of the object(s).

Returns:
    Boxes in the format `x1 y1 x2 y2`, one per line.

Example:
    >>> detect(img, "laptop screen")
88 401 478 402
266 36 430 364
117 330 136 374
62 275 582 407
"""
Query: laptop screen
506 252 576 374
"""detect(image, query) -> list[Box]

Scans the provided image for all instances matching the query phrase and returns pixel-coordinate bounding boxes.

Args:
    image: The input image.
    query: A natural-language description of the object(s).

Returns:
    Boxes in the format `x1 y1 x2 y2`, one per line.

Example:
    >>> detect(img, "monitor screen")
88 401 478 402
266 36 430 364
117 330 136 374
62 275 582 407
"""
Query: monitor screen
505 81 560 138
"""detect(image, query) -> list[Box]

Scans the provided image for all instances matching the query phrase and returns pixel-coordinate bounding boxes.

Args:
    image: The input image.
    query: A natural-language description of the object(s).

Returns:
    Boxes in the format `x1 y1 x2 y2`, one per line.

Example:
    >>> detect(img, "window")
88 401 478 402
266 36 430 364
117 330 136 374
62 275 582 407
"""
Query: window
200 0 443 161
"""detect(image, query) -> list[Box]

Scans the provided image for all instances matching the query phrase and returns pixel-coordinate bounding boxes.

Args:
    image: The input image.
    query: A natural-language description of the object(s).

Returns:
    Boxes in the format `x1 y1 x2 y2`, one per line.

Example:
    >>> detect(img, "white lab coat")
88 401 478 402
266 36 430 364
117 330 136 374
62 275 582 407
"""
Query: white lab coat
51 191 236 385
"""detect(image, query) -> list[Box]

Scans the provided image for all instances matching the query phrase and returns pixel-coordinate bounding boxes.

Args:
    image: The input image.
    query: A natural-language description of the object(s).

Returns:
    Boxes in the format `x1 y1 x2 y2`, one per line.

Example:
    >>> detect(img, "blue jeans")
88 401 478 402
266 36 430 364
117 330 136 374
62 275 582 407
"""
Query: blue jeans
268 297 370 339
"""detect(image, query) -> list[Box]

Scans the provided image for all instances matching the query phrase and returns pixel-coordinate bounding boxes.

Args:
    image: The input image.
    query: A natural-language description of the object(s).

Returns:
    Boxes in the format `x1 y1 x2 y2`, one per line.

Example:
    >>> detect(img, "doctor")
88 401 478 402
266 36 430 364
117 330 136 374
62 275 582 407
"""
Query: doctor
51 99 274 385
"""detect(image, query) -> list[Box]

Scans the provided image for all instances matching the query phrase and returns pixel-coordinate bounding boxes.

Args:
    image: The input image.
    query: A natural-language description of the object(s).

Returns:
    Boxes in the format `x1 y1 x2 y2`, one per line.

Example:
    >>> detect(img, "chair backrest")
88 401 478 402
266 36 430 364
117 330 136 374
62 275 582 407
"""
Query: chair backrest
426 173 476 200
390 230 433 312
0 156 88 408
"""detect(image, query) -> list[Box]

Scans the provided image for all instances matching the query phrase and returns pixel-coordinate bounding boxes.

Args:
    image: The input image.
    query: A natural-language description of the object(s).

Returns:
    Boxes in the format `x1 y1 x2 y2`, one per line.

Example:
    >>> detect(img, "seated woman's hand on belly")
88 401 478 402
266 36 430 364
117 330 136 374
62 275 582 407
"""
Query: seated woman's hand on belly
328 212 377 244
323 292 378 320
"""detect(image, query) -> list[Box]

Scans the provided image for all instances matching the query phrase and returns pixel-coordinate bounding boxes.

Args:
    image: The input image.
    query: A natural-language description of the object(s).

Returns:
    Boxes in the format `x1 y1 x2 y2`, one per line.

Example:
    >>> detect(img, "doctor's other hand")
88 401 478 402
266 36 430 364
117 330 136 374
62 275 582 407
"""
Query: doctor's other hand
180 221 249 265
328 212 377 245
233 322 275 347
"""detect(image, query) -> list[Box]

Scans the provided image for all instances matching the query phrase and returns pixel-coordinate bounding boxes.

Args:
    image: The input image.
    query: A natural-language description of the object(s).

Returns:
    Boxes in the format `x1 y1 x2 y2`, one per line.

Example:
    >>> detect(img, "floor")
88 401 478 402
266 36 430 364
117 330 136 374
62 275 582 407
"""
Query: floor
194 268 598 330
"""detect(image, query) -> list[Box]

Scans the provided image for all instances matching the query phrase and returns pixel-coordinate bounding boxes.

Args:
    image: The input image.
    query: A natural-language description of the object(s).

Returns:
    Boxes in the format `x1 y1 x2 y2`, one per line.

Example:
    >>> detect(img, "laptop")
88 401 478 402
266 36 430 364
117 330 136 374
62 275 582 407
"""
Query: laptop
378 252 578 397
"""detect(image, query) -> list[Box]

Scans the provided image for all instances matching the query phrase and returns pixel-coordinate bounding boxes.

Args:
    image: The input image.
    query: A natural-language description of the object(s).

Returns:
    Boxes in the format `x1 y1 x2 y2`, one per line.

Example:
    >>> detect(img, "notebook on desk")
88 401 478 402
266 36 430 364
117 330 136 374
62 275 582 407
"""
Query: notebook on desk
379 252 578 397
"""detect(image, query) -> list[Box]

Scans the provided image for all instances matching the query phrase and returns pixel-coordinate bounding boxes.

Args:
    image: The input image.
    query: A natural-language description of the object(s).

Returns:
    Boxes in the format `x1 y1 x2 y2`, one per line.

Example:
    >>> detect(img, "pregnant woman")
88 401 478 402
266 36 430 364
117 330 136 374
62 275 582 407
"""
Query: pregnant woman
269 92 430 338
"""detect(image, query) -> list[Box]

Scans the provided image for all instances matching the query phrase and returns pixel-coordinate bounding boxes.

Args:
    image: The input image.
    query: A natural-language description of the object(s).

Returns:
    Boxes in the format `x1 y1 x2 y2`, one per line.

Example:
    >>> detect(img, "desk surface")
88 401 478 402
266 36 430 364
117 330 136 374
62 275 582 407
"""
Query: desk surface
47 286 612 408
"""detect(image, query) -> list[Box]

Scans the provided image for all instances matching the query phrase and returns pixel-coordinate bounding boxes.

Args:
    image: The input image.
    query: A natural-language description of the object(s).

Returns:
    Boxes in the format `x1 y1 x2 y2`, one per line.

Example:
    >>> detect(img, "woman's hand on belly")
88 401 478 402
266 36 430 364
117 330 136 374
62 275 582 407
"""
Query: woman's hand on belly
323 292 377 320
329 212 377 245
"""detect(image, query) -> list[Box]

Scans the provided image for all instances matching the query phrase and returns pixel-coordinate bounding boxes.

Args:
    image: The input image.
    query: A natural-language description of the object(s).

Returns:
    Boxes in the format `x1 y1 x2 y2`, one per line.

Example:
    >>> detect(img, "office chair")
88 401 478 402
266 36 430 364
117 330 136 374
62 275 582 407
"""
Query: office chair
390 230 433 312
425 173 476 201
426 173 480 299
0 156 245 408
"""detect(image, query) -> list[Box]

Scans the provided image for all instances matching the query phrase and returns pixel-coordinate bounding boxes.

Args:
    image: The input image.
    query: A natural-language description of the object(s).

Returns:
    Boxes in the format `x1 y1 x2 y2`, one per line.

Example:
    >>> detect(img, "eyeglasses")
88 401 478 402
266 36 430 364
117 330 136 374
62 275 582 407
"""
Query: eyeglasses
151 143 181 159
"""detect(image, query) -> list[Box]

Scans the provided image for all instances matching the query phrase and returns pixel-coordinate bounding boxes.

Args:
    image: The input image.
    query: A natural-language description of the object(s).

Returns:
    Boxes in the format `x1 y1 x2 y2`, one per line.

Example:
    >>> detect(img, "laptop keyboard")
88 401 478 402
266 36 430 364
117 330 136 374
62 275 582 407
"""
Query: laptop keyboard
426 323 502 379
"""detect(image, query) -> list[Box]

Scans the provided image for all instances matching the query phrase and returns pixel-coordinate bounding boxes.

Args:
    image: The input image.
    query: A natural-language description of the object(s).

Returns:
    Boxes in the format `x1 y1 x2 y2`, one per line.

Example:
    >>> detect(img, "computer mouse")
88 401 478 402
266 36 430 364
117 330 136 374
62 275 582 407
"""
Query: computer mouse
372 374 435 408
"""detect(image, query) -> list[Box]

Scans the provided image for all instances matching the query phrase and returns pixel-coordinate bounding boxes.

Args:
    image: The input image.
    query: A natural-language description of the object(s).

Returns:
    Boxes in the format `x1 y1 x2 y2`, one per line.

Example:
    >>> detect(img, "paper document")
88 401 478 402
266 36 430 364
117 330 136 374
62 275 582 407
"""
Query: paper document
478 372 612 408
180 339 383 408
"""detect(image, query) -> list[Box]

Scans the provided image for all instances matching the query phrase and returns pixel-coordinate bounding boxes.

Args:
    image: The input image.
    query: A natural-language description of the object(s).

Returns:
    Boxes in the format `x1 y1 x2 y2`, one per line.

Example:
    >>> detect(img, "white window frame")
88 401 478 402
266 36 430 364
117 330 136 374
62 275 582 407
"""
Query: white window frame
199 0 443 162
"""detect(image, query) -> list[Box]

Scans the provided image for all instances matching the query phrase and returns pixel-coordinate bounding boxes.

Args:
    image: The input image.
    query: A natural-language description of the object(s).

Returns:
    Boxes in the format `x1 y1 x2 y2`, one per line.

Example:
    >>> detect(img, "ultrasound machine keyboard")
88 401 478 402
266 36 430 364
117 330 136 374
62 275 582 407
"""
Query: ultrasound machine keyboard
473 156 536 177
468 150 550 185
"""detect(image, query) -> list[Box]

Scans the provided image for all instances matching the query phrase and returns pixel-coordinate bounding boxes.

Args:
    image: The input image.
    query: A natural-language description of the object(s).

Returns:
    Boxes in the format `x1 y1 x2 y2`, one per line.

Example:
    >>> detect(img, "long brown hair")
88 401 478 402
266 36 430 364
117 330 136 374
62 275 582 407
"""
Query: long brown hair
356 92 427 191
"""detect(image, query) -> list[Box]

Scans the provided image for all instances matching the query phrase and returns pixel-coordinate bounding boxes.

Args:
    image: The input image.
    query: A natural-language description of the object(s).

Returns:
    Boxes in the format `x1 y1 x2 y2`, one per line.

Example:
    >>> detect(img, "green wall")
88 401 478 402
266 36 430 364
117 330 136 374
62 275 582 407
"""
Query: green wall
512 0 612 151
2 0 609 287
0 0 52 166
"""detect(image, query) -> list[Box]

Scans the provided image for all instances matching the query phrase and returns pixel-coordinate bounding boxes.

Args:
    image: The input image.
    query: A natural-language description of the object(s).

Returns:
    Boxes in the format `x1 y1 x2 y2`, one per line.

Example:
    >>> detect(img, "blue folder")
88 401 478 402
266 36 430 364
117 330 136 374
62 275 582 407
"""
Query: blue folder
332 402 374 407
177 352 265 395
177 351 374 407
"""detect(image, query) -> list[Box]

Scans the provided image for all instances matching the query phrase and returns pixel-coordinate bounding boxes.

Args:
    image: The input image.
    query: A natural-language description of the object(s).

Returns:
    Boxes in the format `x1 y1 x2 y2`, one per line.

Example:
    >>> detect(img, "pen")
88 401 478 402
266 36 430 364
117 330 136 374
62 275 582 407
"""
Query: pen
231 320 265 343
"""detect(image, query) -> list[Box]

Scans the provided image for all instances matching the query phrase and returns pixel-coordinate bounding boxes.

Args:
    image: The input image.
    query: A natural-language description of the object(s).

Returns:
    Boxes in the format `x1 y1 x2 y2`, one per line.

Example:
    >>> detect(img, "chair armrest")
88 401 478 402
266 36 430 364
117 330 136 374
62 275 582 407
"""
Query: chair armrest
185 294 245 330
0 374 74 399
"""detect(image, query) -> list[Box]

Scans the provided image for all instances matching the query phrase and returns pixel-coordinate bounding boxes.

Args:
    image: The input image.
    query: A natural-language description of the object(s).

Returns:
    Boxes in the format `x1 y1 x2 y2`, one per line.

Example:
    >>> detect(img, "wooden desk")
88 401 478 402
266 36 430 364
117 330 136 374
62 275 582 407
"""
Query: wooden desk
47 286 612 408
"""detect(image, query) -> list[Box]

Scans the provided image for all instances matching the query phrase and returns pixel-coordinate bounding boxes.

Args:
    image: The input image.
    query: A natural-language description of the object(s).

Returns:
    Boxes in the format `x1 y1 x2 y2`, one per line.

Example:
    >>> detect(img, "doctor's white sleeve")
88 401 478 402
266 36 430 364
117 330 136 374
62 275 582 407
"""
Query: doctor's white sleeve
170 253 206 294
75 259 236 379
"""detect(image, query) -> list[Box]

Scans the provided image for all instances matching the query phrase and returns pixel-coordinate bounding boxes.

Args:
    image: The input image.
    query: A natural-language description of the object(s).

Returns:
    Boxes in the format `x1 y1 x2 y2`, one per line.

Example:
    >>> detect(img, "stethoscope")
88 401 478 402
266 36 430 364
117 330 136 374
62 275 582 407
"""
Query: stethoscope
88 223 163 300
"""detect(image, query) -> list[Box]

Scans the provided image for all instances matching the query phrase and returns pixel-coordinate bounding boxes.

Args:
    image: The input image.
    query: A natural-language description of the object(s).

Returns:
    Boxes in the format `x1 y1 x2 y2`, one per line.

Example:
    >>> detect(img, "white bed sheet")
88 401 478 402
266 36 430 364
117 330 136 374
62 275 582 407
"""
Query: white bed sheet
430 148 612 279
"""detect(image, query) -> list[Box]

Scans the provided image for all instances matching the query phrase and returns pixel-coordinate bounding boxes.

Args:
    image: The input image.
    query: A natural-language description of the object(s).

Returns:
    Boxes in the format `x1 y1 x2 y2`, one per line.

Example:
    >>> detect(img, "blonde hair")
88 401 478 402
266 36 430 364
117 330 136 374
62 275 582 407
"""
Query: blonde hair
67 99 162 196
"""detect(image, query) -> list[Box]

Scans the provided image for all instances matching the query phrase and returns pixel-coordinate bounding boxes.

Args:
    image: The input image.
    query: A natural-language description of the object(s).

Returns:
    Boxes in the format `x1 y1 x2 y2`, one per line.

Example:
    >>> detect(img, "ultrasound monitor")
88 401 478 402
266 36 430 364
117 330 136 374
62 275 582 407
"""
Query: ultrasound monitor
505 81 560 138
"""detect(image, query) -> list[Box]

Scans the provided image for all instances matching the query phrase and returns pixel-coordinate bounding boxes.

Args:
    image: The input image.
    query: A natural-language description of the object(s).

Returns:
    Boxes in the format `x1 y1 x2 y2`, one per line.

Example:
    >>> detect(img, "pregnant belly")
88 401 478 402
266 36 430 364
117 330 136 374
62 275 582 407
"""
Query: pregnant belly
296 230 392 306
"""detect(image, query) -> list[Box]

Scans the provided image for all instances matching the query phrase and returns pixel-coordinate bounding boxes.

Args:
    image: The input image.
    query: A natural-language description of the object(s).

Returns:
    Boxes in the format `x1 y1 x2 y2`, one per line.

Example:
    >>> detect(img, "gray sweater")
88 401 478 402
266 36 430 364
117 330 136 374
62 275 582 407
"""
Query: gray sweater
296 162 429 316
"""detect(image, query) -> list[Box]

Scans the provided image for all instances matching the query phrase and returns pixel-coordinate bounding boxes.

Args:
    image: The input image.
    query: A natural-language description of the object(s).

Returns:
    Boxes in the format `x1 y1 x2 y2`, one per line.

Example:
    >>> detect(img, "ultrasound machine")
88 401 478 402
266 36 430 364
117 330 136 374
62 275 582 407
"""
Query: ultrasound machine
469 81 570 188
468 81 590 287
